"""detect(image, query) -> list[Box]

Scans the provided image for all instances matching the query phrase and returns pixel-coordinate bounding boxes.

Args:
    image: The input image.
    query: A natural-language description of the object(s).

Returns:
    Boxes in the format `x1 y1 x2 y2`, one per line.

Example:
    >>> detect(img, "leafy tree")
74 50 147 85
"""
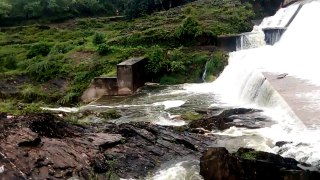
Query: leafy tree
0 0 12 19
146 45 167 75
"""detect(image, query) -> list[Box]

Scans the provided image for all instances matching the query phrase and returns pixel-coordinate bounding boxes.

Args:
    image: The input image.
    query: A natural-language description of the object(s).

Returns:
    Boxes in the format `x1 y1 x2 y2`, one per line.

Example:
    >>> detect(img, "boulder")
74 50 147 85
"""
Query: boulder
189 108 270 131
200 147 320 180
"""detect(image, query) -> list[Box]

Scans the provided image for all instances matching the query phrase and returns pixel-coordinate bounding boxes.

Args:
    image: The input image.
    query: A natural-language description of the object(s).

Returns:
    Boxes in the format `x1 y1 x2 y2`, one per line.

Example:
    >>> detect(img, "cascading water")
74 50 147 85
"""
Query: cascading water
201 61 209 82
236 27 266 50
208 0 320 167
264 28 286 45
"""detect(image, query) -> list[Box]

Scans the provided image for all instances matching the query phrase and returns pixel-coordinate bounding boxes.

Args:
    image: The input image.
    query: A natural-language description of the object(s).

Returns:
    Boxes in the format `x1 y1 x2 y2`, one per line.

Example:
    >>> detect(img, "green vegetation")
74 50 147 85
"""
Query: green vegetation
0 100 43 115
238 151 259 160
0 0 262 112
181 111 203 121
100 109 121 120
203 50 228 82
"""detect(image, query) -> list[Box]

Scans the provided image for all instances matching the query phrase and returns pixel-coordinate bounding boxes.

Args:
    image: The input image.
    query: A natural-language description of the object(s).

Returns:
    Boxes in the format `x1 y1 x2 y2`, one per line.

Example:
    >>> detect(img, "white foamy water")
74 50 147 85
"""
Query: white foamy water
236 26 266 50
41 107 79 113
155 112 186 126
148 160 203 180
152 100 186 110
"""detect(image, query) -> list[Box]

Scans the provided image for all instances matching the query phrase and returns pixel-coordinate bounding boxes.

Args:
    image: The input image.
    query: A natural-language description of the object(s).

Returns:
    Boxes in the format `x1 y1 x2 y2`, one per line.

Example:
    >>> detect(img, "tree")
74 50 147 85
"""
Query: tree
0 0 12 19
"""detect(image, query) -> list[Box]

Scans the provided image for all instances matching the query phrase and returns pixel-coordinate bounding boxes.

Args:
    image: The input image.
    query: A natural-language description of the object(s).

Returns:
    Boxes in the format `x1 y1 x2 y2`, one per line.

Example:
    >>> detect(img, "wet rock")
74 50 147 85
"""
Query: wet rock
29 113 86 138
200 147 320 180
189 108 269 131
276 141 293 147
189 115 229 130
0 112 6 119
88 133 124 149
0 113 215 179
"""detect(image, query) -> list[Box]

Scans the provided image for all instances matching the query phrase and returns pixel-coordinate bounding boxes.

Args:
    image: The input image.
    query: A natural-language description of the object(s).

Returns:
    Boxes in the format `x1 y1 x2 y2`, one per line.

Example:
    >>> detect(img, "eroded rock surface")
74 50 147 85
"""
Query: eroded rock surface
0 113 214 179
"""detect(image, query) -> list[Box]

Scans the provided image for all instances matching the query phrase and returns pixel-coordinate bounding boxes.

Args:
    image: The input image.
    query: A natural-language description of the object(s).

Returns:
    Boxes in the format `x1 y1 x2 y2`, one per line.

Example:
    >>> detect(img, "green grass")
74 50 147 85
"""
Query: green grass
0 100 44 115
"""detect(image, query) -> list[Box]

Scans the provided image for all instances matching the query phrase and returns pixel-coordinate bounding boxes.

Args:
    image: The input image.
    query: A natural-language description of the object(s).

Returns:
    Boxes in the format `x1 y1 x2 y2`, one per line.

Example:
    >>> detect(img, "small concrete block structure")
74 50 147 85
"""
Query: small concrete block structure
81 57 148 103
117 57 148 95
81 77 118 103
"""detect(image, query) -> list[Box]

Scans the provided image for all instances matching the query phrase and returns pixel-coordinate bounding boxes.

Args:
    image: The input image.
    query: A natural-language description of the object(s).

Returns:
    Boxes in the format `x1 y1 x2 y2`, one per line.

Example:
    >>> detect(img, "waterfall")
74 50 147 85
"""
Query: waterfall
210 0 320 167
202 61 209 82
146 1 320 178
236 27 266 50
264 28 286 45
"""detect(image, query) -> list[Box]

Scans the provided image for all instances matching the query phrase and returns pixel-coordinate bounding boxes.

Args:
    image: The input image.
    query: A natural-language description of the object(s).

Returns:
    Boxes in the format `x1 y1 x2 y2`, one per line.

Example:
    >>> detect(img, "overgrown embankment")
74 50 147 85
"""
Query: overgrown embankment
0 0 261 112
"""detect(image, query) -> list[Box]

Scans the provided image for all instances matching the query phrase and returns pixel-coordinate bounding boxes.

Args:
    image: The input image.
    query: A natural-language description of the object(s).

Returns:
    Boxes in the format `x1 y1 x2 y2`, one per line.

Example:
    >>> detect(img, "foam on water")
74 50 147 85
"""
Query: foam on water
41 107 79 113
152 100 186 110
148 160 203 180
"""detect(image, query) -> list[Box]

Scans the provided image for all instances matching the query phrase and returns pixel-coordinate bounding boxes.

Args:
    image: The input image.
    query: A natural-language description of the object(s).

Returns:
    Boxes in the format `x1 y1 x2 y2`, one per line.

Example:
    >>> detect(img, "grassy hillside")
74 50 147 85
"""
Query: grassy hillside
0 0 256 112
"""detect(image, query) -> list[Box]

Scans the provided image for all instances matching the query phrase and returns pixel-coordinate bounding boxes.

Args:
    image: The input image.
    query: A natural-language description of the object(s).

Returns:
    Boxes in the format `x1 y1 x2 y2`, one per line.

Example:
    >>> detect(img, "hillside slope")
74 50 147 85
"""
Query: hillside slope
0 0 264 111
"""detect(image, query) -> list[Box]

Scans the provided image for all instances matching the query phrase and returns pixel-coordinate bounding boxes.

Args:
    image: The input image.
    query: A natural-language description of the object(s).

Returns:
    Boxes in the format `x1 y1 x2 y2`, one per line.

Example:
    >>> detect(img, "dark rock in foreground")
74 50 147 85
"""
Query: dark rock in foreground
200 147 320 180
0 113 215 179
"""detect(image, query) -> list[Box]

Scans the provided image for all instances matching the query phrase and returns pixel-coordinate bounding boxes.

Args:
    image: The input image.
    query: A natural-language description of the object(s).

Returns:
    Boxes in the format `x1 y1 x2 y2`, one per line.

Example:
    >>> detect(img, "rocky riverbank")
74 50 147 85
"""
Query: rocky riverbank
0 113 214 179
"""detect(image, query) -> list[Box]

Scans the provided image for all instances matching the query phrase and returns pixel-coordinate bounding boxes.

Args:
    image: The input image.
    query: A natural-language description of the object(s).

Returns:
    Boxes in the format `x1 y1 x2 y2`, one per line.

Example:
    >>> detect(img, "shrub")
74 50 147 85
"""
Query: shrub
27 43 52 59
92 32 105 45
97 44 111 55
26 55 64 82
51 43 74 54
167 48 185 73
176 16 202 40
21 84 43 103
146 45 167 76
159 75 184 85
1 55 17 70
204 50 228 81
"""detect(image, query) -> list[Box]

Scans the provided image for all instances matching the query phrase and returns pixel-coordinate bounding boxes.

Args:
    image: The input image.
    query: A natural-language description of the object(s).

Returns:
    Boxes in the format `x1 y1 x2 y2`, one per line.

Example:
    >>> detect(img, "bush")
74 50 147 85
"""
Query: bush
167 48 186 73
97 44 111 55
25 55 64 82
159 75 184 85
176 16 202 40
21 84 43 103
92 32 105 45
146 45 167 76
27 43 52 59
0 55 17 70
51 43 74 54
204 50 228 81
